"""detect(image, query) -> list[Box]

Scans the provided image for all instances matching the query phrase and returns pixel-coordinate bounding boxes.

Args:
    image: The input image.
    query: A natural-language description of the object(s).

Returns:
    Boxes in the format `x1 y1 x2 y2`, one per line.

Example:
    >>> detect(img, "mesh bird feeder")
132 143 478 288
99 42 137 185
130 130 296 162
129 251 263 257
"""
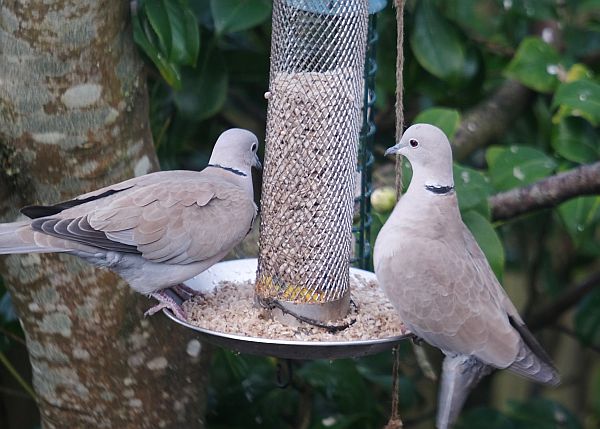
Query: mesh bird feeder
256 0 370 322
164 0 411 361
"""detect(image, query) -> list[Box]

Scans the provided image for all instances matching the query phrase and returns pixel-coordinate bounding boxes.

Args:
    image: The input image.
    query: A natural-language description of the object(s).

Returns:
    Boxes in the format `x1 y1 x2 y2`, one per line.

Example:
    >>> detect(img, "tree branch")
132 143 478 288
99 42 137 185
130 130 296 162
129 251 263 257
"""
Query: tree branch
490 161 600 222
552 325 600 354
453 80 532 161
528 270 600 330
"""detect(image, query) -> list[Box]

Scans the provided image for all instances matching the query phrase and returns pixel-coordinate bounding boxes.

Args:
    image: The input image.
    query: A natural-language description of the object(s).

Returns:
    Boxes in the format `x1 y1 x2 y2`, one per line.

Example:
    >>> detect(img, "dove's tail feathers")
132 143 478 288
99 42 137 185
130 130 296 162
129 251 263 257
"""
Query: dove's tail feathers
508 316 560 386
436 355 492 429
0 221 63 254
0 221 39 254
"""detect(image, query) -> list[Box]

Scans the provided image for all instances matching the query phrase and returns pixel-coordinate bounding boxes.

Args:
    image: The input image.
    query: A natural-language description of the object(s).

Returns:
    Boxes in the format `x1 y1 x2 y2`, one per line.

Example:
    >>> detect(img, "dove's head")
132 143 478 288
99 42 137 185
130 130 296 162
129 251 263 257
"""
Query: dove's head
210 128 262 173
385 124 454 187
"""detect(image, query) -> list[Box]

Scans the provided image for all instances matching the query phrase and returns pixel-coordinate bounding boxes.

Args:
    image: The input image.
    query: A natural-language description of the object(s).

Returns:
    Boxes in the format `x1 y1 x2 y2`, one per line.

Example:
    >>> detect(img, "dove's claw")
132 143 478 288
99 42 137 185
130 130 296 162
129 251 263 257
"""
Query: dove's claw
171 283 203 301
411 335 424 346
146 291 187 320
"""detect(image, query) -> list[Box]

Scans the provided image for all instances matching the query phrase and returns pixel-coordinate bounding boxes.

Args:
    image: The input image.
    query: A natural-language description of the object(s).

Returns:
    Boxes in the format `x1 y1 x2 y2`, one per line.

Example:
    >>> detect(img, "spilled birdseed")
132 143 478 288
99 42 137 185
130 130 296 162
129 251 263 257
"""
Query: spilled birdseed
183 273 408 342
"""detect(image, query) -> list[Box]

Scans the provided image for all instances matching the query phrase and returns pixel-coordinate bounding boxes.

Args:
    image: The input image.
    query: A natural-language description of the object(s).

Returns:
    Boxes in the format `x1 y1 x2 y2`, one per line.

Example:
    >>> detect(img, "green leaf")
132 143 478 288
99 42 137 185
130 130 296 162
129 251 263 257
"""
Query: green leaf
511 0 557 20
414 108 461 140
133 14 182 88
462 210 505 279
552 79 600 126
144 0 172 55
578 0 600 14
410 0 466 82
558 195 600 246
453 164 494 218
133 0 200 86
182 8 200 65
173 43 228 120
508 398 582 429
166 2 187 62
446 0 504 41
575 288 600 348
565 63 594 83
486 145 557 191
400 157 413 193
551 117 600 164
164 0 200 66
215 349 250 381
210 0 272 35
505 37 562 93
485 146 504 167
299 360 368 412
456 407 515 429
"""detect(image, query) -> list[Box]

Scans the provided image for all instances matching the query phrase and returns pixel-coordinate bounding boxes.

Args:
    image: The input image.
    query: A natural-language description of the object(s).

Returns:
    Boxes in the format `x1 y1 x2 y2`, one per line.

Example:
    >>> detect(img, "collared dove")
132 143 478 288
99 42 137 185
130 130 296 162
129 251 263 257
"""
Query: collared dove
374 124 559 429
0 128 261 320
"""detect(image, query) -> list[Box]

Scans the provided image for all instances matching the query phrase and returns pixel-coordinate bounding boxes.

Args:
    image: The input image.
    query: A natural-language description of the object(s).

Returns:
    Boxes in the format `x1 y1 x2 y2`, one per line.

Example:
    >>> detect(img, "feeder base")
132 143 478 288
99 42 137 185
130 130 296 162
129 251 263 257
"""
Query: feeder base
162 259 412 360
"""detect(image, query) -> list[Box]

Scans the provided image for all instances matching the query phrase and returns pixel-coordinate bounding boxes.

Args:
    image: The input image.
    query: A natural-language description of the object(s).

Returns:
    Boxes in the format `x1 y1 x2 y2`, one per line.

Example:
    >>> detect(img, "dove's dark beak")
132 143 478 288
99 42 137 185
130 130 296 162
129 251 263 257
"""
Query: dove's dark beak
254 153 262 170
384 144 401 157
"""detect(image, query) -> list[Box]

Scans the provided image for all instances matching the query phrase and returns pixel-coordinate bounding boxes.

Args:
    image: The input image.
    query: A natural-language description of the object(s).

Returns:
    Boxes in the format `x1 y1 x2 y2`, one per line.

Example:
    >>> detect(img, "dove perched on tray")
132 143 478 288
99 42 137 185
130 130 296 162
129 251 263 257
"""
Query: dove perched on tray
0 128 261 320
374 124 559 429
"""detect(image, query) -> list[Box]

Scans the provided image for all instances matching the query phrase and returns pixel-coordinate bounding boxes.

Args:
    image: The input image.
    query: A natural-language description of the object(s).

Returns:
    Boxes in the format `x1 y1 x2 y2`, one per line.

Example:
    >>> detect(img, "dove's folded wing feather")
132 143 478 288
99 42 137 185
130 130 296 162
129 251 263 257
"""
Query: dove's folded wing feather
382 232 521 369
20 171 210 219
461 223 523 321
28 178 256 265
461 223 558 379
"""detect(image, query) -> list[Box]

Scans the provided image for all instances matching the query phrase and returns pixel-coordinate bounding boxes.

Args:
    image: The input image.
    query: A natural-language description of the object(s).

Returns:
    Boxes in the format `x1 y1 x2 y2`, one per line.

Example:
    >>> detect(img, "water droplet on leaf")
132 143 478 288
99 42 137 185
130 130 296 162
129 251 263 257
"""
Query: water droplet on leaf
513 167 525 180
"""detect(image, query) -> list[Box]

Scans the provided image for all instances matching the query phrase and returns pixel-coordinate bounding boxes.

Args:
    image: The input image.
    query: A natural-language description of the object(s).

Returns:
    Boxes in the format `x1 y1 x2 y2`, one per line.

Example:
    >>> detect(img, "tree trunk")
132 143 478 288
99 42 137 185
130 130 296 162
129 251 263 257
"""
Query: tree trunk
0 1 210 428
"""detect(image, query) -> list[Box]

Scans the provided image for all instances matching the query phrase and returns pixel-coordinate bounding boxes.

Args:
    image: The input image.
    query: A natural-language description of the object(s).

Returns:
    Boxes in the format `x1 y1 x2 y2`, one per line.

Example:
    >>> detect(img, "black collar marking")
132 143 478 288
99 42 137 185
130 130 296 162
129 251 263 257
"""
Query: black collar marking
425 184 455 195
207 164 247 177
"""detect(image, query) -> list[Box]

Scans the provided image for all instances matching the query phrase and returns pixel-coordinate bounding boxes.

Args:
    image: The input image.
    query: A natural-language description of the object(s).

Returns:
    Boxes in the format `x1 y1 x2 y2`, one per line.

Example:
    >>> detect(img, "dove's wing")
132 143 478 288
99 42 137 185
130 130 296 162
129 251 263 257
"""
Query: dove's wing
461 223 520 320
20 171 204 219
461 223 559 383
378 227 521 369
28 177 256 265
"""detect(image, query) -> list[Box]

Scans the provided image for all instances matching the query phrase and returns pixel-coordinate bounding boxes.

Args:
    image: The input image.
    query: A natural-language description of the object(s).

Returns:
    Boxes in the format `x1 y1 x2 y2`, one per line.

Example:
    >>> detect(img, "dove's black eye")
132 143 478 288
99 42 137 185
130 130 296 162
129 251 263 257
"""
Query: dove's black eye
409 139 419 148
251 143 257 152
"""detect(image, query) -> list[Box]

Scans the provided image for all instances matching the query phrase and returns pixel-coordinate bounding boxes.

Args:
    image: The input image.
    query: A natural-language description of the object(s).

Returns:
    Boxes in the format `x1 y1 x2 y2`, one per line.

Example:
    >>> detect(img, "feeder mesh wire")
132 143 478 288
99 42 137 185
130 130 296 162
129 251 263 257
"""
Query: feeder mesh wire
257 0 369 305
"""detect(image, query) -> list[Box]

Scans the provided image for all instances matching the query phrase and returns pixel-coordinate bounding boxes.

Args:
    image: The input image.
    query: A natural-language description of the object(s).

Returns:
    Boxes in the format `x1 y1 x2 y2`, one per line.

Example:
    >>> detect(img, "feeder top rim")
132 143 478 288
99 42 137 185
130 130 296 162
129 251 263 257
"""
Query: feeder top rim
284 0 387 15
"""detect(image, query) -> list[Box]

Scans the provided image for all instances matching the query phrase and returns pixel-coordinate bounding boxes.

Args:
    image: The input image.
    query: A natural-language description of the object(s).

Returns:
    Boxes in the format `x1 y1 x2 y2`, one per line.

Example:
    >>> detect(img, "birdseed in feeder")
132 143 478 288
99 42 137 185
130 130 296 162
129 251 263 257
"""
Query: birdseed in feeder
257 69 362 305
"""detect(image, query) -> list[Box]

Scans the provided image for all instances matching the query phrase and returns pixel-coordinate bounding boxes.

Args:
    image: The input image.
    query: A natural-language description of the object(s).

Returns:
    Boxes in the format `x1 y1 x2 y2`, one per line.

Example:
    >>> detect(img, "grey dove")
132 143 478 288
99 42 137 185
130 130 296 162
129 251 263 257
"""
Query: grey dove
0 128 261 320
374 124 559 429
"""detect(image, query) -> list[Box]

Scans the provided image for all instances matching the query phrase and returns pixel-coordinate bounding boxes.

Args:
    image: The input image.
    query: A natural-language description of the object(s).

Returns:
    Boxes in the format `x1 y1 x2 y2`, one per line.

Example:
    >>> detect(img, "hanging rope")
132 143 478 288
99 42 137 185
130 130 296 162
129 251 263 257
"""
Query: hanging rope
394 0 405 202
385 2 406 428
384 345 403 429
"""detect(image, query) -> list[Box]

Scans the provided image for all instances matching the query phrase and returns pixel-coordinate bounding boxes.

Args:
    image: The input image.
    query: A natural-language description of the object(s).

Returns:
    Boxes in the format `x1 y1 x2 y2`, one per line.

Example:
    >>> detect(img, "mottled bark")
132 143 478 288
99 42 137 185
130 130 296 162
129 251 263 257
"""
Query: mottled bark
490 161 600 222
452 80 532 161
0 2 210 428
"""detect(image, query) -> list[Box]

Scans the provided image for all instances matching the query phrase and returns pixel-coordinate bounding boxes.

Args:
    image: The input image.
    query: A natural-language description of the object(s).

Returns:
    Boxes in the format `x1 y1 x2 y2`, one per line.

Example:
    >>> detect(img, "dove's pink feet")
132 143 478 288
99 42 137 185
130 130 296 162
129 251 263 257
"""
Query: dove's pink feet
145 291 187 320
